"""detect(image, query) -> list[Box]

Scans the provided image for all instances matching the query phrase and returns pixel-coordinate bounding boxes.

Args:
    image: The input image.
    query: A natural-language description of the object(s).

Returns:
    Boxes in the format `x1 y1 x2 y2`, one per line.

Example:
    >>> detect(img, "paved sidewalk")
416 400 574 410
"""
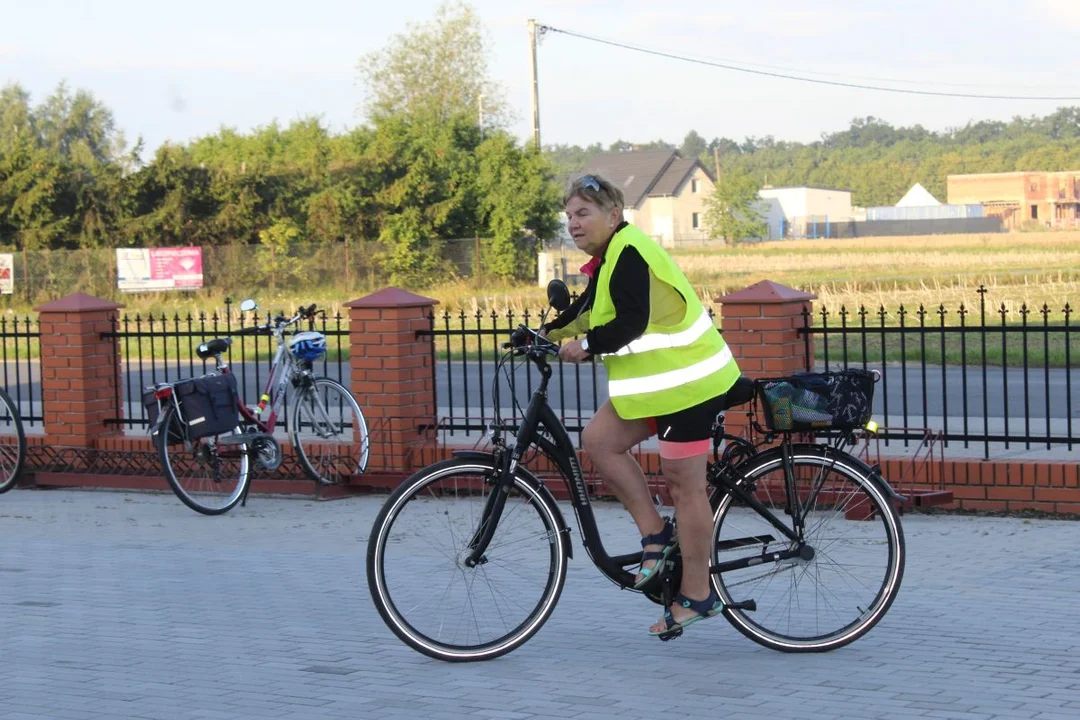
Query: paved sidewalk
1 488 1078 720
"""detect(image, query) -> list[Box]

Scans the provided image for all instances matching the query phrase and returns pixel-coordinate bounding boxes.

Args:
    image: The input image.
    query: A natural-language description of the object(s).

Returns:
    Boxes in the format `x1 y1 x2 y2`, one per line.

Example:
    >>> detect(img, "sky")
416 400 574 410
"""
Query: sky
3 0 1080 155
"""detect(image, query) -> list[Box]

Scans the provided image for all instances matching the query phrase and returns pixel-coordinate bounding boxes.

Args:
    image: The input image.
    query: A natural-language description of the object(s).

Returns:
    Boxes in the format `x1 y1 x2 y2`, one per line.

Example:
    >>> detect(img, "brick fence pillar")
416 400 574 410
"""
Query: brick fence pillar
35 293 124 449
344 288 437 475
717 280 815 436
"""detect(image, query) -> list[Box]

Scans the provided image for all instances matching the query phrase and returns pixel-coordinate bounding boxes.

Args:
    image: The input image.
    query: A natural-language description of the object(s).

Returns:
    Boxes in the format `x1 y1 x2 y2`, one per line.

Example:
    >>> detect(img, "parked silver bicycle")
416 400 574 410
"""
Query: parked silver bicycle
146 300 369 514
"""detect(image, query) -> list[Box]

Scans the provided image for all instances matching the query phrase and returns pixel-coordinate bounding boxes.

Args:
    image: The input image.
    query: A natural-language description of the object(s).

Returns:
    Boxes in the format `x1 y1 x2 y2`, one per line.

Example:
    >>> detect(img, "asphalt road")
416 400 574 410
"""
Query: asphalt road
3 359 1077 435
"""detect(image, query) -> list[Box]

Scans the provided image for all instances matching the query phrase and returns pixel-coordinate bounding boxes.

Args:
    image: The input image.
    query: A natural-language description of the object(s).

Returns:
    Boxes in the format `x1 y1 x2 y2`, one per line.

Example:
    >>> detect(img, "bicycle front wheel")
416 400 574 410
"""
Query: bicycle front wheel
289 377 369 485
367 458 569 662
0 387 26 494
711 445 904 652
157 405 251 515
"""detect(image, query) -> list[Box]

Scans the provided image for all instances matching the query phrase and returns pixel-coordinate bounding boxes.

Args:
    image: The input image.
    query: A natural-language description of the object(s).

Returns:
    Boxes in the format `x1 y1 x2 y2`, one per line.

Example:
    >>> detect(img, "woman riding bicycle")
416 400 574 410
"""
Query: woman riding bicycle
543 173 743 636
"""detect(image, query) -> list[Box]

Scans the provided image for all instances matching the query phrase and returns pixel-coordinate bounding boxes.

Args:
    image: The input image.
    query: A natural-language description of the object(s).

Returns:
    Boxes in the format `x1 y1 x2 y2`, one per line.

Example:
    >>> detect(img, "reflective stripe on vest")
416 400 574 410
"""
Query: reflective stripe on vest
603 309 714 357
608 344 734 398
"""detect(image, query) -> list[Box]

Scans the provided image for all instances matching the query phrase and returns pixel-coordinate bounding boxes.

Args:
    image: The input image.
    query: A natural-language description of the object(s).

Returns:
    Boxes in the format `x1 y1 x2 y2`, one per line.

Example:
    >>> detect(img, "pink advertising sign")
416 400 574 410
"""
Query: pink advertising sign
116 247 204 292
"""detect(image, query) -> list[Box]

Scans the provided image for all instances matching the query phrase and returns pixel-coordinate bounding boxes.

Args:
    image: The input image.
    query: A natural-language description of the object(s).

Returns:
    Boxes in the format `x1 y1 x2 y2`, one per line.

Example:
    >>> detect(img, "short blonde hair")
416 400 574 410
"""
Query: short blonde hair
564 174 625 213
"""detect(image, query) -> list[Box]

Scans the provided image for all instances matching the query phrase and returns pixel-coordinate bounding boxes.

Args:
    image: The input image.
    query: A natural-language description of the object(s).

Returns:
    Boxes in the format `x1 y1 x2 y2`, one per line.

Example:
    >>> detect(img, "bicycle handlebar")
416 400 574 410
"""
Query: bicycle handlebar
240 303 320 337
234 326 272 337
502 325 560 360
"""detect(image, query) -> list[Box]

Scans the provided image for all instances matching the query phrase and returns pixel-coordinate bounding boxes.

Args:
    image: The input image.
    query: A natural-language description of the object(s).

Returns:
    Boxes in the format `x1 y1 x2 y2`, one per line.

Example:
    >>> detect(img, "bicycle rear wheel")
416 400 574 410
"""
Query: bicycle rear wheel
0 387 26 494
289 377 369 485
367 458 569 662
157 405 250 515
711 445 904 652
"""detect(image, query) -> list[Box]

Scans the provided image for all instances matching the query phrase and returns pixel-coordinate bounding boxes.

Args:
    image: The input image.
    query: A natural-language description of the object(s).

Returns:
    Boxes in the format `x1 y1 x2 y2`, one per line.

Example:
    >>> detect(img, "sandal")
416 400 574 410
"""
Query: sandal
648 590 725 636
633 518 677 590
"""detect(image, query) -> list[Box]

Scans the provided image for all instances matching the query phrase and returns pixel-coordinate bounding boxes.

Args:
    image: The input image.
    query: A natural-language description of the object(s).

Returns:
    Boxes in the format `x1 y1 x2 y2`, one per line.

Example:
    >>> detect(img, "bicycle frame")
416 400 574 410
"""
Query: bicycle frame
464 348 813 593
231 343 296 433
212 325 313 435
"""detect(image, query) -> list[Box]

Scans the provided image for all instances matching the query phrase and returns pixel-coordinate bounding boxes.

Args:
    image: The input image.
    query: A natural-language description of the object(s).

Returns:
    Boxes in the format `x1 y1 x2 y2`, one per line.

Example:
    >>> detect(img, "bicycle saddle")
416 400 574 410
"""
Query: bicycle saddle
723 375 755 410
196 338 232 360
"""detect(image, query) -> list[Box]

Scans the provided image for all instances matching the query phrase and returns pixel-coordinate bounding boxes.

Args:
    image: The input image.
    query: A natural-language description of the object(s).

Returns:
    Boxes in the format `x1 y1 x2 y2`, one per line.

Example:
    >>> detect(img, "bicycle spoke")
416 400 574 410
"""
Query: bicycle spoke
713 451 903 650
372 462 565 659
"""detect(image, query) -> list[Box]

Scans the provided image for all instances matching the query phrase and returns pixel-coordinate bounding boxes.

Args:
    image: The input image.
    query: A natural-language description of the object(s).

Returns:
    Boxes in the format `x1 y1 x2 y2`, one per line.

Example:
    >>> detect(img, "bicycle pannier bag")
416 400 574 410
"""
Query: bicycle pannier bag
173 373 240 440
757 369 875 432
142 390 186 444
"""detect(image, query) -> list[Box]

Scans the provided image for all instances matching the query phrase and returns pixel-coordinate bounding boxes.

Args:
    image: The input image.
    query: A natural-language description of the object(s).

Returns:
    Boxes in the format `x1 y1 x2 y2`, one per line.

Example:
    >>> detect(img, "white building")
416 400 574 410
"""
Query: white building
895 183 941 207
866 183 984 221
756 186 854 239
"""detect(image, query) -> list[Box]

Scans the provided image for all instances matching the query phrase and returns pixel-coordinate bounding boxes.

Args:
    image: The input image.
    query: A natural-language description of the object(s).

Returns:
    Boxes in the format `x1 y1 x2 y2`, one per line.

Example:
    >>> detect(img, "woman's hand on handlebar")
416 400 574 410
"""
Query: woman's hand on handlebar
504 326 558 355
558 338 592 364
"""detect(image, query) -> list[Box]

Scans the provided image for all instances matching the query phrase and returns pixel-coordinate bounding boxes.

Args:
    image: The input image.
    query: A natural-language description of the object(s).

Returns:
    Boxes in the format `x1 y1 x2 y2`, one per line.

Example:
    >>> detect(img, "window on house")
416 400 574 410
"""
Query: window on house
691 179 699 193
1031 205 1038 220
692 212 701 229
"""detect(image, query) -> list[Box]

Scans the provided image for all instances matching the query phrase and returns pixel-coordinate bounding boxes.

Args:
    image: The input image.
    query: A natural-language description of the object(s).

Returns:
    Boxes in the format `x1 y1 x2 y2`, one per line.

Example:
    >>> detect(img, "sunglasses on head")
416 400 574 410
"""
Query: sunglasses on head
580 175 602 192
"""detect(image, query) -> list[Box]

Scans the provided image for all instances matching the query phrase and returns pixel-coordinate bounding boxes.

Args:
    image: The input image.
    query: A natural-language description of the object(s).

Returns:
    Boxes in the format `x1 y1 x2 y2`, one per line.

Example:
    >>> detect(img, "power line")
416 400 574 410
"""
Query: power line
537 24 1080 102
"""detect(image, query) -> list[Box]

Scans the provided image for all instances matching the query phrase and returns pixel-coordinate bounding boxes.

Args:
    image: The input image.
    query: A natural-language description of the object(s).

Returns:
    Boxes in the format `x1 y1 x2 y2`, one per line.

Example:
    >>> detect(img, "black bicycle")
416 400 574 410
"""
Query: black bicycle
367 282 905 662
0 386 27 494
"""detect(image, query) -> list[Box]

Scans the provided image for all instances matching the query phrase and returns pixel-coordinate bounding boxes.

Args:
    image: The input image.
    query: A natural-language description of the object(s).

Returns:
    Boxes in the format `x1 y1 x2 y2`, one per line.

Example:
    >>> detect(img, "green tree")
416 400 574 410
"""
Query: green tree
357 0 506 127
0 84 67 249
680 130 708 161
704 171 766 243
366 113 478 285
258 218 304 290
475 132 560 279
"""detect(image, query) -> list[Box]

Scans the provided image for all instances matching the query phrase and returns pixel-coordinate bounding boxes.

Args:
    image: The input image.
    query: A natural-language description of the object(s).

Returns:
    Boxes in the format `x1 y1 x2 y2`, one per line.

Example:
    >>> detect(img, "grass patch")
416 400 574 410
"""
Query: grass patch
814 324 1079 368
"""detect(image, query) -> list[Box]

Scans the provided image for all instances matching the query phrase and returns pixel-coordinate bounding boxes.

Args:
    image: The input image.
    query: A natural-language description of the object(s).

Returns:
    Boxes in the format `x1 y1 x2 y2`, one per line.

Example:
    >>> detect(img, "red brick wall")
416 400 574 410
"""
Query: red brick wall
9 287 1078 515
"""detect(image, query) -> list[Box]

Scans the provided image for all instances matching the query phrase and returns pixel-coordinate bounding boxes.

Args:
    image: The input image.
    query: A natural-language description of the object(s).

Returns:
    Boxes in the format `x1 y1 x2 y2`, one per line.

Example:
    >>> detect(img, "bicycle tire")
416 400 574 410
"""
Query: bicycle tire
367 458 569 662
157 405 251 515
0 387 27 494
711 444 904 652
289 377 369 485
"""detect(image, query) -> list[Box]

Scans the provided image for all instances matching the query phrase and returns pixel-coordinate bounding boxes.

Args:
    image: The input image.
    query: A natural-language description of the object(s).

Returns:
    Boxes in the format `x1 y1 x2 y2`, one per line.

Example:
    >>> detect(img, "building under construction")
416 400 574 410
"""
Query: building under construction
946 170 1080 229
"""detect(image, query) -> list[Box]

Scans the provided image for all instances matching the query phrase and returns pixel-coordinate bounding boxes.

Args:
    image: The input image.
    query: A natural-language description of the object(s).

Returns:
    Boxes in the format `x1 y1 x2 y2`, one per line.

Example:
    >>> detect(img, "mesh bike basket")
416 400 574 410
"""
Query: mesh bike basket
173 373 241 440
757 369 876 432
287 331 327 363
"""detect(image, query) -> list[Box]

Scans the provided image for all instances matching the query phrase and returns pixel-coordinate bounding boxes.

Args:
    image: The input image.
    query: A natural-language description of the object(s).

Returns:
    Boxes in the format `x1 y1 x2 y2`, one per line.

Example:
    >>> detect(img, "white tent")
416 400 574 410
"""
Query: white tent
896 183 941 207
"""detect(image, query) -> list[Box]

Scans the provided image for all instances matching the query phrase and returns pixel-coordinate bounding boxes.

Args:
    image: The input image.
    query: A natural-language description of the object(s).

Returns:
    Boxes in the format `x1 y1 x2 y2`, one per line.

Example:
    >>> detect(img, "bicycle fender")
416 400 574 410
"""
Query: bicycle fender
450 450 573 559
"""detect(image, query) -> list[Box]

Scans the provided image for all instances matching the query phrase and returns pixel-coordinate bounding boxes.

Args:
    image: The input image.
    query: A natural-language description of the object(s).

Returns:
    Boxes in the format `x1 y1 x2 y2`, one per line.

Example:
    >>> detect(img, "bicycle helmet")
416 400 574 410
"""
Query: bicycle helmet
288 331 327 362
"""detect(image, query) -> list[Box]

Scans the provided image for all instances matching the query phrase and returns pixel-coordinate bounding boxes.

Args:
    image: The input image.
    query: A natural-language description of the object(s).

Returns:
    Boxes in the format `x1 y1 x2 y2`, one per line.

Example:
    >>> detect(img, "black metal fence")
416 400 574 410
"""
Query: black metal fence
803 286 1075 458
103 299 349 432
423 287 1077 460
11 286 1071 461
0 315 42 429
421 305 606 438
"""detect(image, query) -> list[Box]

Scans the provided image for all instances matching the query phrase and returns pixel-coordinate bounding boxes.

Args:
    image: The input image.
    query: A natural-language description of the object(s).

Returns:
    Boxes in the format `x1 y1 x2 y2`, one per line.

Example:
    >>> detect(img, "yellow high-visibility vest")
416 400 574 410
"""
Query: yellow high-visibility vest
592 224 741 419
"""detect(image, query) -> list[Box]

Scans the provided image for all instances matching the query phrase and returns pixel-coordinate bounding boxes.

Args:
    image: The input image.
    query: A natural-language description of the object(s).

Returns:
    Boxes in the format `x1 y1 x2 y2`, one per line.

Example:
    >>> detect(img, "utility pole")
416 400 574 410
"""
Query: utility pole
478 93 485 138
713 144 722 186
527 19 541 150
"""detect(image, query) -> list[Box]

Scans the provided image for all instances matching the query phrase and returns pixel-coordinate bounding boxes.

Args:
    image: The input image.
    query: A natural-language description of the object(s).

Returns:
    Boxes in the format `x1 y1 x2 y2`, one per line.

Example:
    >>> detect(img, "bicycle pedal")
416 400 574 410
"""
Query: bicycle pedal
658 628 683 642
727 599 757 612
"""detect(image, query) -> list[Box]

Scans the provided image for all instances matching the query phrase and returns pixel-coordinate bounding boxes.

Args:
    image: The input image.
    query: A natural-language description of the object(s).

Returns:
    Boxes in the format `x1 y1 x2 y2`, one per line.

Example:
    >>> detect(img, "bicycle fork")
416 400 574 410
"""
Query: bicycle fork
464 446 515 568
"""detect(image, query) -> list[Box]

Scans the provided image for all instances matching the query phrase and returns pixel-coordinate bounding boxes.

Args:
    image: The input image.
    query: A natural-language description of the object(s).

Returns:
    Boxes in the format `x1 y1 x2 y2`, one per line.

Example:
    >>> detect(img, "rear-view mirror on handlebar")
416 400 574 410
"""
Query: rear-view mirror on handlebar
546 279 571 312
239 299 257 312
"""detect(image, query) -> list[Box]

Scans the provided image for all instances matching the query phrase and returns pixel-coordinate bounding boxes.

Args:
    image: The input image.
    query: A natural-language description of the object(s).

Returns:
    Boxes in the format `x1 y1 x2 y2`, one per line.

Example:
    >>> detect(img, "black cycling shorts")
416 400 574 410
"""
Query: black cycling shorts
646 392 729 444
